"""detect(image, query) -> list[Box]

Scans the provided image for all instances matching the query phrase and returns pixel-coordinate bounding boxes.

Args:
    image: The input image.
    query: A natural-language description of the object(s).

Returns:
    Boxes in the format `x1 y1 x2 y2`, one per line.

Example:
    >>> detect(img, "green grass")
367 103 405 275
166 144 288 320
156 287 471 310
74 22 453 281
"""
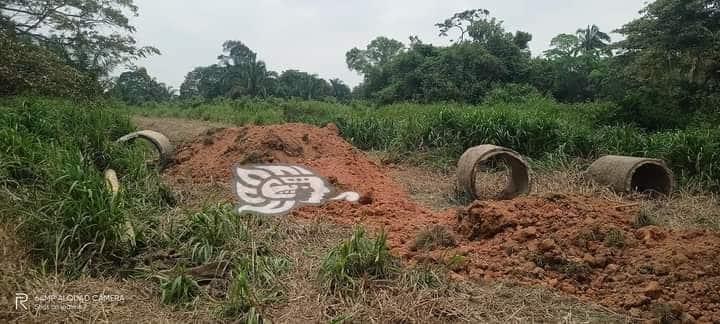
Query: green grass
0 97 170 275
183 204 244 264
320 227 396 291
159 271 200 305
126 97 720 191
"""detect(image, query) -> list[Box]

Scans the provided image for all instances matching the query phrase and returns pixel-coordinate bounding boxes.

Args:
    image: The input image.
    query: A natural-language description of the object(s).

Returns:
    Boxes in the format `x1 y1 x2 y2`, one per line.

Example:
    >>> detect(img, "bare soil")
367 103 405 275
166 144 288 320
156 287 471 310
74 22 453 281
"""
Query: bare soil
169 121 720 321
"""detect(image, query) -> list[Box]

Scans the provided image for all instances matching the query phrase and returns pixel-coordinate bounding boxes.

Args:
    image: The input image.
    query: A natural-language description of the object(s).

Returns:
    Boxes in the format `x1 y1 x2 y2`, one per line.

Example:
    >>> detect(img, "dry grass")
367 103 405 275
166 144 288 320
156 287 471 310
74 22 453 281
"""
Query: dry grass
263 219 627 323
132 116 230 145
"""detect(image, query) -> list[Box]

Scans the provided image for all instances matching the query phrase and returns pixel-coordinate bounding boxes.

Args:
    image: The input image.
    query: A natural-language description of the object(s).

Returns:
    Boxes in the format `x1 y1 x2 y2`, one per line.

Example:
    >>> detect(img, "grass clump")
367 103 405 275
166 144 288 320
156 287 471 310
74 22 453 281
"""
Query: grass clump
217 271 265 323
159 271 200 305
604 228 626 248
410 225 457 251
399 266 444 290
320 227 396 291
217 237 289 321
634 208 658 228
184 204 244 264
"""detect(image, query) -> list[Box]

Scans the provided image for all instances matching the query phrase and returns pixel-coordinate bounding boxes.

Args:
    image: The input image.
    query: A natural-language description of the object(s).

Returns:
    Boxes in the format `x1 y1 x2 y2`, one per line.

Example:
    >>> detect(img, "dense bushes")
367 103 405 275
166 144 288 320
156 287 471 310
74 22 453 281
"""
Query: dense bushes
127 97 720 190
0 97 169 274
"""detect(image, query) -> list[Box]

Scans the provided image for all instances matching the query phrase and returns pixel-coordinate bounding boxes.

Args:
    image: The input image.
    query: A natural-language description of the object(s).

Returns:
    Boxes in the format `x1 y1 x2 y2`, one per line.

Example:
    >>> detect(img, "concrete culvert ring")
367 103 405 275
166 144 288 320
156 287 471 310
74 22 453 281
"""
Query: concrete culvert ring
586 155 674 195
116 130 174 170
457 145 531 200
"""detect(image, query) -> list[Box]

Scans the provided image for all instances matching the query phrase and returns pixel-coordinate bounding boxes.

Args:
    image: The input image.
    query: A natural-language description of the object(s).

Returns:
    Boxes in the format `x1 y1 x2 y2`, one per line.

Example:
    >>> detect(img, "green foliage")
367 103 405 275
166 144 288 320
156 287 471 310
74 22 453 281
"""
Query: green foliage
218 253 289 319
0 34 95 98
110 68 175 105
180 41 346 101
353 10 533 104
131 98 720 191
346 36 406 75
321 227 396 291
218 271 264 321
0 0 159 78
159 272 200 305
184 204 243 263
0 97 168 274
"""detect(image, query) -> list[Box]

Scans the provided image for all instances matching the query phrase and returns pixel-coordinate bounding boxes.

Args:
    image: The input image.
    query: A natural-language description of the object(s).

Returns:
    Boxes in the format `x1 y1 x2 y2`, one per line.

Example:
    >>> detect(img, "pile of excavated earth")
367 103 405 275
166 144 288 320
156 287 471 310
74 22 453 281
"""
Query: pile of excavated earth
169 123 720 322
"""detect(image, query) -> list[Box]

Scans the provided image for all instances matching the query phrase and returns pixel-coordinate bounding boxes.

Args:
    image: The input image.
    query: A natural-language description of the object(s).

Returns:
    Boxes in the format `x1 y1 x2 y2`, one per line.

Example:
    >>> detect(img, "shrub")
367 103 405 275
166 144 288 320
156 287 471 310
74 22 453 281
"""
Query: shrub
320 227 396 290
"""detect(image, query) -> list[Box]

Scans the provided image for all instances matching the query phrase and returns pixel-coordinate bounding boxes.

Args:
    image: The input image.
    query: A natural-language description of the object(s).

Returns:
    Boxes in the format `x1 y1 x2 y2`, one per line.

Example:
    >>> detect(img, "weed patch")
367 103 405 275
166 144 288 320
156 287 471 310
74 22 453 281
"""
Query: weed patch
320 227 396 291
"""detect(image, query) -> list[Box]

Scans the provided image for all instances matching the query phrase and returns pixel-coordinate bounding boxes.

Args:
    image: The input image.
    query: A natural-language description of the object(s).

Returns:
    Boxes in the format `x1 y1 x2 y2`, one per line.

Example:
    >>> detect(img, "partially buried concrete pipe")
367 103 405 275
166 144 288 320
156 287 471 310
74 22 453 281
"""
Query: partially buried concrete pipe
586 155 674 195
116 130 174 169
104 168 120 196
457 145 531 200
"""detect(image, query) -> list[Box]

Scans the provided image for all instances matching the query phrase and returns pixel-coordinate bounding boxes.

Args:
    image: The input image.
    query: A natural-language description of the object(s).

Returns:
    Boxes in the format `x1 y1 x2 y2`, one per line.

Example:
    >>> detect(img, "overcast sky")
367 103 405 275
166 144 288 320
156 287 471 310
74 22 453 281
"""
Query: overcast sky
130 0 649 88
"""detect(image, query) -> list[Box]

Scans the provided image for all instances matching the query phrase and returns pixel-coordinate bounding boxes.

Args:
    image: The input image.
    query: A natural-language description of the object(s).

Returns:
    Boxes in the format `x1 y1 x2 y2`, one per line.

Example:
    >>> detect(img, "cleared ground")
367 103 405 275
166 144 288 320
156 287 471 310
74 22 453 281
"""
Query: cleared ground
4 116 718 322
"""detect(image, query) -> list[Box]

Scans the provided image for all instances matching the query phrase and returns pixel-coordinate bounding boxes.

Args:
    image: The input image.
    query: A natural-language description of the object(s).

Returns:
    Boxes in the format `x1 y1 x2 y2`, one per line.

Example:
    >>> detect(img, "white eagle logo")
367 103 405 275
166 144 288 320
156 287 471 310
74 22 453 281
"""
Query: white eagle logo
233 164 360 216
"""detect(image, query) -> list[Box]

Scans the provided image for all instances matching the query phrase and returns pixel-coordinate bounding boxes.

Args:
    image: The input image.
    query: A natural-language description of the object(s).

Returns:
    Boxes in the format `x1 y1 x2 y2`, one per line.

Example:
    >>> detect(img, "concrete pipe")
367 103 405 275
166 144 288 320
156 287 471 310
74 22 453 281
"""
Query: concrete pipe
586 155 674 195
457 145 531 200
116 130 174 169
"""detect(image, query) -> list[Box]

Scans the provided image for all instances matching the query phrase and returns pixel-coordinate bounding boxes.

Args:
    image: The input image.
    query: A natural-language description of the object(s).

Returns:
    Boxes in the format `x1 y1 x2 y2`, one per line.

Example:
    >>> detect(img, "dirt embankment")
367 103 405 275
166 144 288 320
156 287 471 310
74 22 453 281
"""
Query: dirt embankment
169 123 720 322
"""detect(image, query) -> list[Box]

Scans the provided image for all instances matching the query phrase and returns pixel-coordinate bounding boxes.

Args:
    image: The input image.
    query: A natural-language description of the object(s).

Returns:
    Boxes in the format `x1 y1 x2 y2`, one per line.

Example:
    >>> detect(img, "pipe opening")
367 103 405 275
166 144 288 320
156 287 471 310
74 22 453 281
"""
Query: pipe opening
469 152 529 200
631 163 673 195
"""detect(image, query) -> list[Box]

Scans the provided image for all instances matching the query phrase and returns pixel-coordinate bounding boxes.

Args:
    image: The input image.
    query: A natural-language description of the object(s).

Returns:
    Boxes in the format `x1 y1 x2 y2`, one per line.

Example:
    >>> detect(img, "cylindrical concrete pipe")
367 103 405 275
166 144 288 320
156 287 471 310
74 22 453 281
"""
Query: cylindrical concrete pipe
116 130 174 169
457 145 531 200
586 155 674 195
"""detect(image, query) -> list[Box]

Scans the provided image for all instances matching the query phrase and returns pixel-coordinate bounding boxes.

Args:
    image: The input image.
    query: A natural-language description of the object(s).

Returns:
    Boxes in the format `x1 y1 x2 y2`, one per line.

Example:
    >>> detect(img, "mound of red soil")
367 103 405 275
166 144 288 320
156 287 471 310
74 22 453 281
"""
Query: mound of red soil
169 123 720 321
450 195 720 322
169 123 442 253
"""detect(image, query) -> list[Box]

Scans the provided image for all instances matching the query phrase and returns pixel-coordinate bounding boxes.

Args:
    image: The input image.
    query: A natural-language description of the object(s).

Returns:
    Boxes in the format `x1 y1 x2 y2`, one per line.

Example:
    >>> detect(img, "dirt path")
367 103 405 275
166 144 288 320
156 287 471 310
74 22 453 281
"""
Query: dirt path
132 116 230 145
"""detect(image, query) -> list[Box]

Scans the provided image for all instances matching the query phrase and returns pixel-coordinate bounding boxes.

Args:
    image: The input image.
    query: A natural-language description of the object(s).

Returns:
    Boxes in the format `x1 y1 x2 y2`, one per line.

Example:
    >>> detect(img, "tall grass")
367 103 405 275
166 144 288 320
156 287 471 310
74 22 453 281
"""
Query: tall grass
0 97 170 275
128 97 720 190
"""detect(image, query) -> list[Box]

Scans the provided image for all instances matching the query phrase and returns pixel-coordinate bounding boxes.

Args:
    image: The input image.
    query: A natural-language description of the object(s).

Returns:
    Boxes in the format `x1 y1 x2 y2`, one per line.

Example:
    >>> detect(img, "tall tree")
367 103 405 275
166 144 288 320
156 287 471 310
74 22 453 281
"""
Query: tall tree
110 67 172 105
435 9 490 42
0 0 159 79
276 70 332 100
544 34 580 59
329 78 351 101
218 40 274 97
576 25 611 56
346 36 405 75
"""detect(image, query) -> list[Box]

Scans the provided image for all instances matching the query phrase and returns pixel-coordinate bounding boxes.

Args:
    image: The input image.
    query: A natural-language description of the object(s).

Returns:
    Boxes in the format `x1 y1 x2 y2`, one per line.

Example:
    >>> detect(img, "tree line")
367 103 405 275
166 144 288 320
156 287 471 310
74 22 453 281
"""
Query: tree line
346 2 719 129
177 41 351 101
1 0 719 130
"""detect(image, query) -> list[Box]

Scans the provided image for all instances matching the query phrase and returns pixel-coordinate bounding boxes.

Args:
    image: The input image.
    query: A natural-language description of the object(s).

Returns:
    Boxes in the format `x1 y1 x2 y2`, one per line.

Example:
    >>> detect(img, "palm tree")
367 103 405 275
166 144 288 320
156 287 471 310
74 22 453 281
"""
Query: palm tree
576 25 611 56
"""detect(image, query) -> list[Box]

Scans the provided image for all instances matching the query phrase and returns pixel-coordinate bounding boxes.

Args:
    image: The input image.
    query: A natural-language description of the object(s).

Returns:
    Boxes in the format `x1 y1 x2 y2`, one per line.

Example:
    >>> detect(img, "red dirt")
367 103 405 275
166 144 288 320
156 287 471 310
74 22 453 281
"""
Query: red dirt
169 123 720 322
